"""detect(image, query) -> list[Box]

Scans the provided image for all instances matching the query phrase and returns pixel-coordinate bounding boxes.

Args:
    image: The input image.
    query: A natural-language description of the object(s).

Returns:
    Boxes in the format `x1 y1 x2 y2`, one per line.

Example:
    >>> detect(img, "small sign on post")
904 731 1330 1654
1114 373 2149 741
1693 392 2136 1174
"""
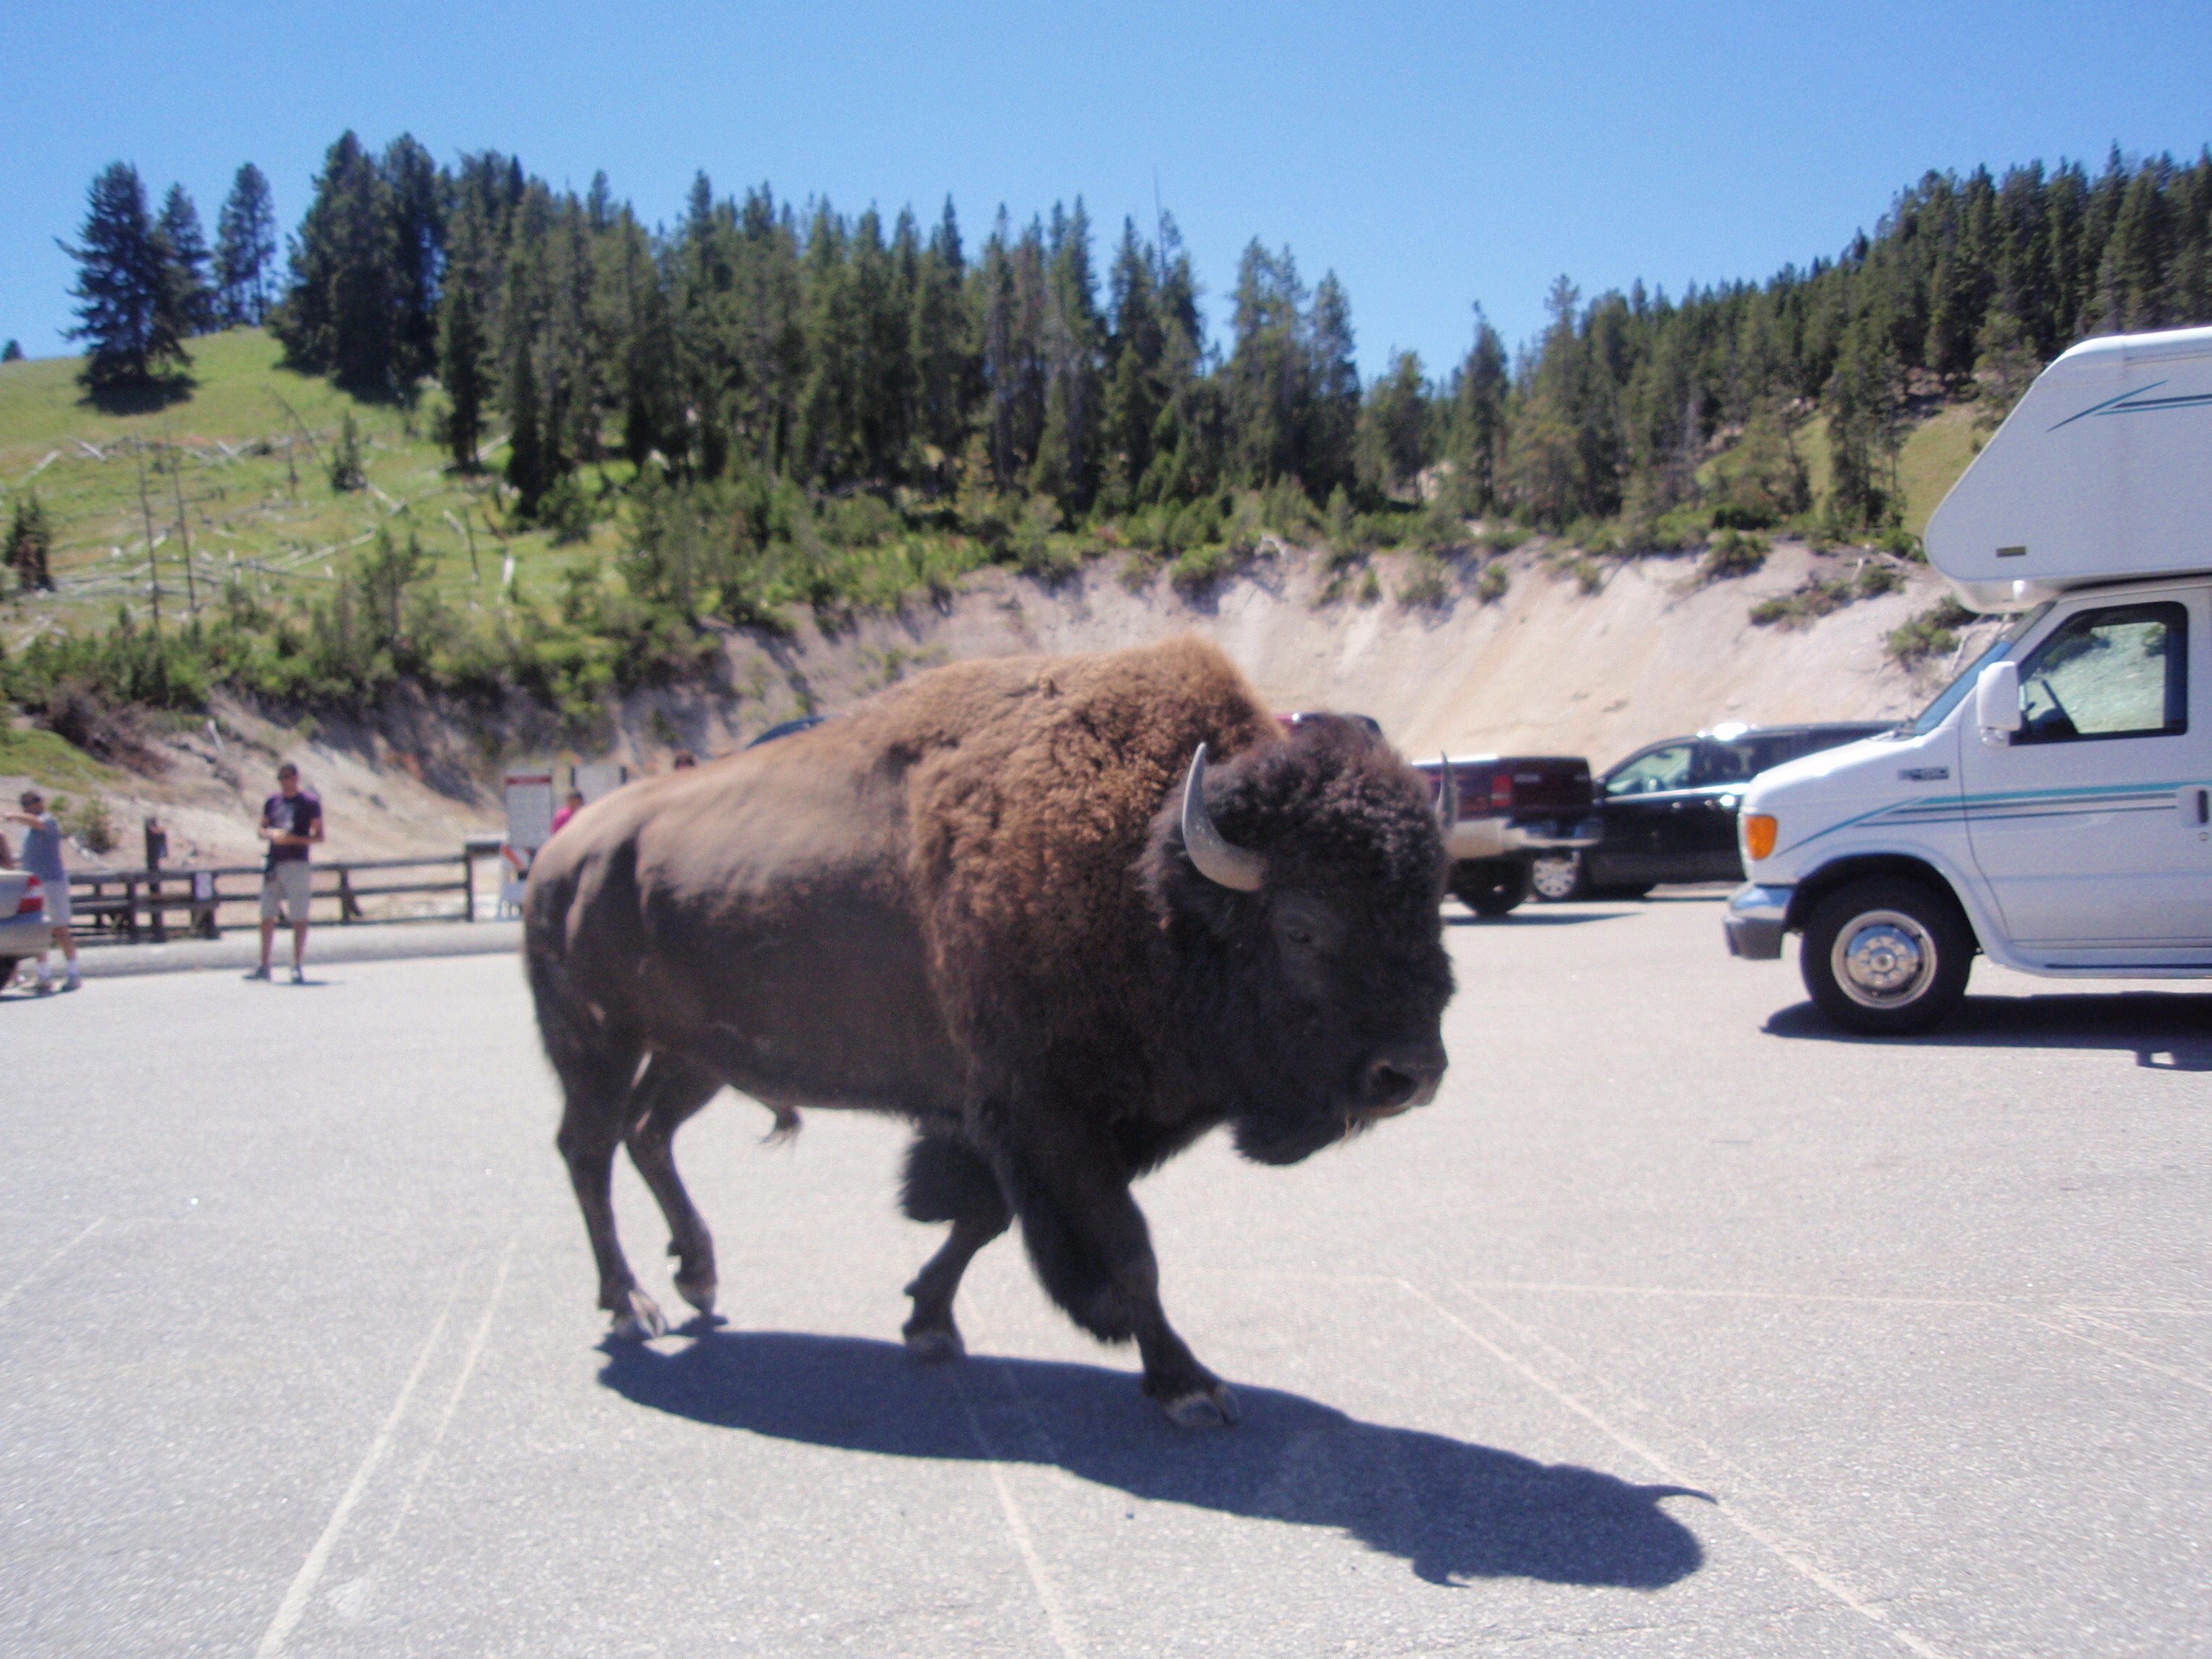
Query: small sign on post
504 771 556 856
572 763 629 803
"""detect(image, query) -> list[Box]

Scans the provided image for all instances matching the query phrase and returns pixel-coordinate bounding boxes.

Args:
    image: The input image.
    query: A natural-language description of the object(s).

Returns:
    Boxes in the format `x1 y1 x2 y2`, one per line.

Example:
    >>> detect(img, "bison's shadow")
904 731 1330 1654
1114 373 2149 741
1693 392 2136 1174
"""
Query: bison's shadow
599 1330 1706 1589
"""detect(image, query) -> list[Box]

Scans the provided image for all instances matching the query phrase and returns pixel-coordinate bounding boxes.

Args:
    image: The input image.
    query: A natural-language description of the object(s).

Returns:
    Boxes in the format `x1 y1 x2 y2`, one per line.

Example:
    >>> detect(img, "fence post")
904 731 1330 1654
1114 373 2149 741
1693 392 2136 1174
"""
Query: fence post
338 868 361 923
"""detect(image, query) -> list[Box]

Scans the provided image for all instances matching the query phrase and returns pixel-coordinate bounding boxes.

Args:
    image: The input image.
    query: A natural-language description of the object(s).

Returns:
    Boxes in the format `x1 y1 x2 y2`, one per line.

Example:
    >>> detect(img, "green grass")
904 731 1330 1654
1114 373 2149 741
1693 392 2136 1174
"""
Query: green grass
1894 403 1979 538
1696 403 1975 543
0 725 117 791
0 329 621 642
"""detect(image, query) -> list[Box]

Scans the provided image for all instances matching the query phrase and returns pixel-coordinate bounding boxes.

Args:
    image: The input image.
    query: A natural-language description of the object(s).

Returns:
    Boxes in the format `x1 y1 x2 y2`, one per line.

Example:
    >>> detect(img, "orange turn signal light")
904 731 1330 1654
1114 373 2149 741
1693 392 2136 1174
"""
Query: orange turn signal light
1742 814 1778 863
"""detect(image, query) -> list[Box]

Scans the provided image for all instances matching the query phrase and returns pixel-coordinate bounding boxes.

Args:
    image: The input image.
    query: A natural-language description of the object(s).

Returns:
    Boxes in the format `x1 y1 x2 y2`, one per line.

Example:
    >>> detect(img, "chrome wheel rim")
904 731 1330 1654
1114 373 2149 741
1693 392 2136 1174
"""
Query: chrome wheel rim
1529 856 1579 900
1832 909 1935 1009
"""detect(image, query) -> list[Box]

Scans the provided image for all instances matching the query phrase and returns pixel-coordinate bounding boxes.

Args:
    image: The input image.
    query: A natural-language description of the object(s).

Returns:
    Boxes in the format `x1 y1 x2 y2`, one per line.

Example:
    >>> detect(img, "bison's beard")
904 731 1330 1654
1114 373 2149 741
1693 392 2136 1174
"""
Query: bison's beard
1229 1092 1379 1166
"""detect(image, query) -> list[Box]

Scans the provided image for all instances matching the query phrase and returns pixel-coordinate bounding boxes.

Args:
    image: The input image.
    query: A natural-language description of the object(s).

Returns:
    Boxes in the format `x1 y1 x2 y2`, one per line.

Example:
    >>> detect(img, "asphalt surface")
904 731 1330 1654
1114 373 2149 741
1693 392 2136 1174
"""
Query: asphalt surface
3 896 2207 1657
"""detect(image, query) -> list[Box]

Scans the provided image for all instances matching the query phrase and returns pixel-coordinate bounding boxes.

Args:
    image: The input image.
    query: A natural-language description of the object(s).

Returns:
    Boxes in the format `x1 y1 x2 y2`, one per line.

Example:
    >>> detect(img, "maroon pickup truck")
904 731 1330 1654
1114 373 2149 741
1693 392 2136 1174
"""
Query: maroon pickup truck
1411 755 1604 915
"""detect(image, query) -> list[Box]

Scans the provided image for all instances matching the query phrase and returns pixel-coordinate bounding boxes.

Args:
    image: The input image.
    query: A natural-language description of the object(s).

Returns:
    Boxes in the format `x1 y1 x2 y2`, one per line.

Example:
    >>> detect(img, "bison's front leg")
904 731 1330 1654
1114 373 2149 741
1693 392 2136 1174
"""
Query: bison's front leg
1004 1123 1239 1429
898 1134 1011 1359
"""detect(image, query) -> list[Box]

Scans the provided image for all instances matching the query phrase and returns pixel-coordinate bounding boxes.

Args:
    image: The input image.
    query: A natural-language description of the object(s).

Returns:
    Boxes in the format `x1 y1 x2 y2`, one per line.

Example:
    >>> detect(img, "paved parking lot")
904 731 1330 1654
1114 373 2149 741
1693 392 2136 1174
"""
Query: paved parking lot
3 896 2207 1656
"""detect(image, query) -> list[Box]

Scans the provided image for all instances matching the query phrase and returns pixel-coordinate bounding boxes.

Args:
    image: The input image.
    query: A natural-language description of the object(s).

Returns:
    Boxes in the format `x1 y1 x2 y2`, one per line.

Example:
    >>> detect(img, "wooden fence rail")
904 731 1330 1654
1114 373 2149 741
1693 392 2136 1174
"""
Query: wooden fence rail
66 852 494 945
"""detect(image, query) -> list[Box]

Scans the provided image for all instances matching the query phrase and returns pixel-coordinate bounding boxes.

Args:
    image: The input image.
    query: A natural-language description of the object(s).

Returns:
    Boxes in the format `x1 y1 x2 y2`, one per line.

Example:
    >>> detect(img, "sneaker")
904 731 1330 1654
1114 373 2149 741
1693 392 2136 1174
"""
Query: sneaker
290 966 306 986
61 977 81 993
33 979 52 997
243 965 271 981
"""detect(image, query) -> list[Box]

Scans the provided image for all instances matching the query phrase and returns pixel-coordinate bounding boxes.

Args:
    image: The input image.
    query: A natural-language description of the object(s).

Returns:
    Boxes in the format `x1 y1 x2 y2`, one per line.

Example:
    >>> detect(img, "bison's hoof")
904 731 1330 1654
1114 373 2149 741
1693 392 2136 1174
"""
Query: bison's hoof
609 1290 668 1341
674 1274 718 1316
1159 1384 1241 1429
904 1327 966 1363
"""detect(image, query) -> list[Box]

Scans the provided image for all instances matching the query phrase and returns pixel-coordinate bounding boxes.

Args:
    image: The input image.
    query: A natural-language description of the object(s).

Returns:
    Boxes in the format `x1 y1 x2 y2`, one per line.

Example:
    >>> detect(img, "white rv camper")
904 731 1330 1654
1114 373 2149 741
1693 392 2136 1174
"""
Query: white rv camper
1722 325 2212 1033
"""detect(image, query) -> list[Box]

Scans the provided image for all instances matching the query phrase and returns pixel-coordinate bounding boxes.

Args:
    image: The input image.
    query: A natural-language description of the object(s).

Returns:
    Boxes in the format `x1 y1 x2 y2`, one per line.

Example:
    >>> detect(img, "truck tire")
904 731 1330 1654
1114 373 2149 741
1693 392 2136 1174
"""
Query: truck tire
1799 878 1974 1035
0 958 15 993
1451 859 1529 917
1529 854 1586 902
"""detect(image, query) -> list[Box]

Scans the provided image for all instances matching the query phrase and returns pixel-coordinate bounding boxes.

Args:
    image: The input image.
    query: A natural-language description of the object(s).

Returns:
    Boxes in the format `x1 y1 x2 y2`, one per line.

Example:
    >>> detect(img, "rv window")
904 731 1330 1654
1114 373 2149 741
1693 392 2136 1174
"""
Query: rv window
2013 601 2188 744
1905 603 2052 737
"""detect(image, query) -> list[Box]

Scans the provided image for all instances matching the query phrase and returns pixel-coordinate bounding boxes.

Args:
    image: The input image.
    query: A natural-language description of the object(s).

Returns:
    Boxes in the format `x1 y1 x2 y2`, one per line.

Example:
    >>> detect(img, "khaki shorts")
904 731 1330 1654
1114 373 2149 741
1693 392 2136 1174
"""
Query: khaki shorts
260 861 313 924
37 881 71 930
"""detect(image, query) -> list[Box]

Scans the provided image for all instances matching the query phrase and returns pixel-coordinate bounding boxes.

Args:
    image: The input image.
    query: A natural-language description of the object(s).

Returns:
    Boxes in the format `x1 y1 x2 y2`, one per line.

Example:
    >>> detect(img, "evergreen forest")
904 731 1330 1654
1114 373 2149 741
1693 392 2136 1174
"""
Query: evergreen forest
9 132 2212 742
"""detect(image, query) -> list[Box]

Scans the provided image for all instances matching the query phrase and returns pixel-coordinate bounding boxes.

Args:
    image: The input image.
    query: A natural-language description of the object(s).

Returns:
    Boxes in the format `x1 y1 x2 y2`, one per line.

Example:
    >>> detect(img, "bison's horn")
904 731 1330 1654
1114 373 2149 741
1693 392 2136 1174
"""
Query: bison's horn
1182 745 1267 892
1434 755 1459 835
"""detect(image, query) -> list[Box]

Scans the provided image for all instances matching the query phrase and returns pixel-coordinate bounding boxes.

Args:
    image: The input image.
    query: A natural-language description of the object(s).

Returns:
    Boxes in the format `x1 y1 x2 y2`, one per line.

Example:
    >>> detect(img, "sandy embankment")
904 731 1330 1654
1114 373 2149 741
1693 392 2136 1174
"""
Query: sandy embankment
2 538 1994 876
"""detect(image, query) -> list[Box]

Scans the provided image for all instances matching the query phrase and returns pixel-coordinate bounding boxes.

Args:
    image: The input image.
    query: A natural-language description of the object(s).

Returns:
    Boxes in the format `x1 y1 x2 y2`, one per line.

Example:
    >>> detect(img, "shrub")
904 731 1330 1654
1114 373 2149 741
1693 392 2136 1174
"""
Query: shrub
1701 528 1769 580
60 792 117 855
1709 501 1777 531
538 475 596 546
1855 560 1906 598
1396 554 1451 608
1475 559 1509 603
328 411 366 493
1887 596 1979 665
1750 576 1852 628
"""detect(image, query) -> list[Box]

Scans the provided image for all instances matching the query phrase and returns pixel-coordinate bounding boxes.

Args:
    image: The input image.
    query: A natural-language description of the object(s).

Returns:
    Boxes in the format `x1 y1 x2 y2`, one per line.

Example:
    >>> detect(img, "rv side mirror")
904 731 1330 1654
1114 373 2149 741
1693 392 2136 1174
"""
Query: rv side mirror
1976 660 2022 742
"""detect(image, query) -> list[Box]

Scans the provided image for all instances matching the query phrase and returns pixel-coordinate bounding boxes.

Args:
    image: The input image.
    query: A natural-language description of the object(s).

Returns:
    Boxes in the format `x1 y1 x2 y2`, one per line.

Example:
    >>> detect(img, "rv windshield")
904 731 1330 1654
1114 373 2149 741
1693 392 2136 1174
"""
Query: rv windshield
1902 603 2053 736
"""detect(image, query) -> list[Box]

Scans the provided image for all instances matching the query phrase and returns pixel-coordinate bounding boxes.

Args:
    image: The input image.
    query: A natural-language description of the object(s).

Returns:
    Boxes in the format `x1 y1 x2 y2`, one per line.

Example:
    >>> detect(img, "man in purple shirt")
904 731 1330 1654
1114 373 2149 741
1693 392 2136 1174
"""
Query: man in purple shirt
247 763 323 984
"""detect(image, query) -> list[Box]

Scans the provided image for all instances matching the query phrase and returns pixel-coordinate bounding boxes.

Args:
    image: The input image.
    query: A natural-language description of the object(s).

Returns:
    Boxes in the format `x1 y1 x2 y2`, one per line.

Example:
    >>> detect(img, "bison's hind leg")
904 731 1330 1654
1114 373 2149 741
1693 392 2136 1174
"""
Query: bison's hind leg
899 1135 1011 1361
623 1053 727 1319
542 1004 665 1340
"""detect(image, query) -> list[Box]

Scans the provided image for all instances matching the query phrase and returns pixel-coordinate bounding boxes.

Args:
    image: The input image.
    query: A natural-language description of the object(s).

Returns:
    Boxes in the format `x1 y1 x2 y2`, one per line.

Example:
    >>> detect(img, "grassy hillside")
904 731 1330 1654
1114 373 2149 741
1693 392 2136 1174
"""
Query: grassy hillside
1 333 1989 745
0 329 615 636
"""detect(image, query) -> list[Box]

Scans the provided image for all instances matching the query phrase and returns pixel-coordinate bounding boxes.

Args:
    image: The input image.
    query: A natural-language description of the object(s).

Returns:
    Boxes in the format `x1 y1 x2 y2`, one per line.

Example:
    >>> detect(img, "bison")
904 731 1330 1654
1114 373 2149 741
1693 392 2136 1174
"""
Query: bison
525 637 1457 1426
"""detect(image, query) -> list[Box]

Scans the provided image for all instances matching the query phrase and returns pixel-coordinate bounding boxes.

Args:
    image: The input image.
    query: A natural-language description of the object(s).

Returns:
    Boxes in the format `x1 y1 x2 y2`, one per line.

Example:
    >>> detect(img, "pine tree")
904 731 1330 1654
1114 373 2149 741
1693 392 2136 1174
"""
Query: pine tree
382 135 445 384
273 131 395 391
1303 272 1360 499
438 279 490 468
1355 351 1426 498
60 162 192 391
1451 306 1510 513
156 184 217 336
1 341 22 363
6 494 55 592
505 340 552 514
908 198 971 488
1223 240 1308 487
215 162 279 325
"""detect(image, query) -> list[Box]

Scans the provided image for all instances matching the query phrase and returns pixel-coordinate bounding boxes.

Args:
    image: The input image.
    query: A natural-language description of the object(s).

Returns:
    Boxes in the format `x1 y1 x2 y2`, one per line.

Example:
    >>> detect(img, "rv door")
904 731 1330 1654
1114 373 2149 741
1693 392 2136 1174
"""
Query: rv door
1957 588 2212 949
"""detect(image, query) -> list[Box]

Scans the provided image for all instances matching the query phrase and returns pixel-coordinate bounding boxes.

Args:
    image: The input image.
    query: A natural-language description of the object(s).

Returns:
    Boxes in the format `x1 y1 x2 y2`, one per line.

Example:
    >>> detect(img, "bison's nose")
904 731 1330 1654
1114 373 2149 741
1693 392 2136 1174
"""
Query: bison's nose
1359 1043 1447 1117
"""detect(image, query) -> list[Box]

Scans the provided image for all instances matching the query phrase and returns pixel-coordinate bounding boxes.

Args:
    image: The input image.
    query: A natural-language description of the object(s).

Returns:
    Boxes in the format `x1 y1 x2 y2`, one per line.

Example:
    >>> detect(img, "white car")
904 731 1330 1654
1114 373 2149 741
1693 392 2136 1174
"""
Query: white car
0 870 55 988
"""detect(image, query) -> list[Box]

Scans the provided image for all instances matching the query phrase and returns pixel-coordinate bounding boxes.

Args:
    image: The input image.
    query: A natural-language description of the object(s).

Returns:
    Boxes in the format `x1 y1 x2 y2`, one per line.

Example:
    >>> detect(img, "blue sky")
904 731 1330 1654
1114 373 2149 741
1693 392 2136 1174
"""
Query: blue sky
6 1 2208 381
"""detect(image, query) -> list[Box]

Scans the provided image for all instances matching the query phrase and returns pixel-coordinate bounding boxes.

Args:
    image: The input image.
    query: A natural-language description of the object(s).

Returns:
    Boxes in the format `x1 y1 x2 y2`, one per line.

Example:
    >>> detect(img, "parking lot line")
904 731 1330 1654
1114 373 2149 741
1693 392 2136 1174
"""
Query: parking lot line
1399 1277 1956 1659
952 1292 1085 1659
0 1215 103 1314
383 1231 521 1546
253 1259 469 1659
2023 1306 2211 1396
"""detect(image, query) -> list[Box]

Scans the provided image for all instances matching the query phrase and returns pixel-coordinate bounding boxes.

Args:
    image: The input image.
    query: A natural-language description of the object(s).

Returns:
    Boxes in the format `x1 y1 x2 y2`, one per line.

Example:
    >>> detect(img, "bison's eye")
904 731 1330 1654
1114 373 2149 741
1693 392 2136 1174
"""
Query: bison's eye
1272 896 1341 956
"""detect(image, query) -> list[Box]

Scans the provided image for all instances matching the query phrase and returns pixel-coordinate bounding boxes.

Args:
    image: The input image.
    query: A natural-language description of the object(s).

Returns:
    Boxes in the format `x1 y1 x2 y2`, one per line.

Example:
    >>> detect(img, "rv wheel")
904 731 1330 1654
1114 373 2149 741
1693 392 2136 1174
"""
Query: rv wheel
1800 878 1973 1035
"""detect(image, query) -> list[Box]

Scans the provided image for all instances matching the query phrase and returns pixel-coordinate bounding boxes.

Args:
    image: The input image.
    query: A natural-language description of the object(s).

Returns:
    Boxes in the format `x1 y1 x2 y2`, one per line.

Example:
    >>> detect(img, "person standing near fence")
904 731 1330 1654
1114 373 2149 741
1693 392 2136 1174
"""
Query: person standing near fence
247 763 323 984
4 789 81 994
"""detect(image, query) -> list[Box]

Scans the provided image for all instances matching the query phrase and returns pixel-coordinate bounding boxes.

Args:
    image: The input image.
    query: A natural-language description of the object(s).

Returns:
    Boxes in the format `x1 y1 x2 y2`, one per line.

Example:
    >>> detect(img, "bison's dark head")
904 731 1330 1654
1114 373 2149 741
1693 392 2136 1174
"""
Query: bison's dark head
1141 720 1456 1166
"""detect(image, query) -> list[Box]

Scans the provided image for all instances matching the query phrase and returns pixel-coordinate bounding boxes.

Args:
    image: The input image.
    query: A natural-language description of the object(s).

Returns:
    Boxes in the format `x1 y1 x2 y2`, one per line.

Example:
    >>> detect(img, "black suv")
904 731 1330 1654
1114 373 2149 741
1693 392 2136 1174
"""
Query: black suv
1532 721 1892 900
